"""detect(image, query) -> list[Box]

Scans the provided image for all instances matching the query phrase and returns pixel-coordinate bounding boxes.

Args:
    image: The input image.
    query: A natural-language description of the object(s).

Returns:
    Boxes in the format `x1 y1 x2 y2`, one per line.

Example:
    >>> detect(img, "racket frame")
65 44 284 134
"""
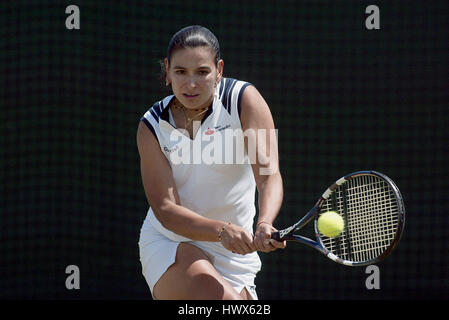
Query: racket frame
272 170 405 266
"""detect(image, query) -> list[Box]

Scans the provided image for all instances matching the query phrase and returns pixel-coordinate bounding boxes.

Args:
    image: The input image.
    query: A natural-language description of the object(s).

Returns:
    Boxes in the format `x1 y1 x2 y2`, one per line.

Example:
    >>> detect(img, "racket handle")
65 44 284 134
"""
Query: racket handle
271 231 281 241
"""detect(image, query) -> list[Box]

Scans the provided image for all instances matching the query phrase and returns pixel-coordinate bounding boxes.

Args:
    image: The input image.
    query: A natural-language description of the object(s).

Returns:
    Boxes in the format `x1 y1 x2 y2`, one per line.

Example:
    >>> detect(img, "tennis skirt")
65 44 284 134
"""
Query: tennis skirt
138 219 261 300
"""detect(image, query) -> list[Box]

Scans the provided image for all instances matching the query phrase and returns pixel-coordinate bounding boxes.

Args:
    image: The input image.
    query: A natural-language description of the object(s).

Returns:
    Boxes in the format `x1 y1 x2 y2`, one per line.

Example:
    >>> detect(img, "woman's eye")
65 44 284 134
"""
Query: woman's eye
175 70 185 74
199 70 209 75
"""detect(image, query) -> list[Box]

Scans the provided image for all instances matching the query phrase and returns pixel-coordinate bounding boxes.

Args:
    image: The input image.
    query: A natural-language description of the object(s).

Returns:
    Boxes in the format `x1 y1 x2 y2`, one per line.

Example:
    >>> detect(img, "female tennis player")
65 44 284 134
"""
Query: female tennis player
137 25 285 300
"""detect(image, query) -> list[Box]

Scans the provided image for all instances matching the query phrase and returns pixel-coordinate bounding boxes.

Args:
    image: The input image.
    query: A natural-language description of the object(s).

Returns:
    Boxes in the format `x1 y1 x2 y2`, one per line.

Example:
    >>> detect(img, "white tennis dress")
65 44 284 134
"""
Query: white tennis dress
138 77 261 299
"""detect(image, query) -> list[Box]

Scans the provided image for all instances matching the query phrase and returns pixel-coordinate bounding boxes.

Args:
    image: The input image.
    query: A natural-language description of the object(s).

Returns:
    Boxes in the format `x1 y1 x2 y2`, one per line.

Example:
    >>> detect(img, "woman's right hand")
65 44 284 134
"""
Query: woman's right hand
219 223 257 255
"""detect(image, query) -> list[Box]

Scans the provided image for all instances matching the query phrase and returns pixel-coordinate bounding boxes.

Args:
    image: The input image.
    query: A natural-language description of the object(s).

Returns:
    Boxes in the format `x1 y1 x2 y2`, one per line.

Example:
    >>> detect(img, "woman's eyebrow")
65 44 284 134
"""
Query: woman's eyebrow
173 65 211 70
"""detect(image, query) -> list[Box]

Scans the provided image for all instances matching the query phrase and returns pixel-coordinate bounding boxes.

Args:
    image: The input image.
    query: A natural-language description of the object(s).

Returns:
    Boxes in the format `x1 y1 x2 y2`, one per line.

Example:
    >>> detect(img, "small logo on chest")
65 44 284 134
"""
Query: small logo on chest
164 145 180 153
211 124 231 133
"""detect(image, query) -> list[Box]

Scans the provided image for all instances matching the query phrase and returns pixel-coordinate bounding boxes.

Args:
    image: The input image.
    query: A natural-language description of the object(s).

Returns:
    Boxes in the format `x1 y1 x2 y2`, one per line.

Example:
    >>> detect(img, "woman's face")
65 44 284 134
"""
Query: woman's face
165 46 223 110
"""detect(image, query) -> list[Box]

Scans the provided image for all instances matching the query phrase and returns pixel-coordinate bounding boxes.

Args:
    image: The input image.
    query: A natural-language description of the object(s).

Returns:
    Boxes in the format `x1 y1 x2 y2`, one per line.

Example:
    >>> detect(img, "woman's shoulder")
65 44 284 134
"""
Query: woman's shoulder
141 94 174 124
144 95 174 115
139 94 174 142
217 77 253 100
217 77 254 118
219 77 252 89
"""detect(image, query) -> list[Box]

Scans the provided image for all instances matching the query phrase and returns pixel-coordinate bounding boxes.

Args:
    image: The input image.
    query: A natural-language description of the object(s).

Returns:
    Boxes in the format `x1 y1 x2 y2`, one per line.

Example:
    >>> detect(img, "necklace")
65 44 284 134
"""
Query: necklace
172 99 210 129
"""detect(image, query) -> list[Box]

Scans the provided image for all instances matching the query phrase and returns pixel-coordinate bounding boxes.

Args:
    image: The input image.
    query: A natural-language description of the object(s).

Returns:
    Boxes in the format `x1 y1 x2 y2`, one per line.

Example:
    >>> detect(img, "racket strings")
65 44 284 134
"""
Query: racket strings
347 176 398 261
320 174 400 263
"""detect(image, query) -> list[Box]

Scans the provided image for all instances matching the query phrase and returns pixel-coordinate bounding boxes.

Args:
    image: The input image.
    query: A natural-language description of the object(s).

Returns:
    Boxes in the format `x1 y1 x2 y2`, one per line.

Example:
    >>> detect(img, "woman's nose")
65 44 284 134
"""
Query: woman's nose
187 76 198 88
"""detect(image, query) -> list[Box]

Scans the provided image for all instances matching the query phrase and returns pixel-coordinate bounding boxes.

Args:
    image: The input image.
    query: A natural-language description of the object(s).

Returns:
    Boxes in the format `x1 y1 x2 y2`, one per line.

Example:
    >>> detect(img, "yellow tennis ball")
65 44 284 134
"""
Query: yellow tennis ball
318 211 345 238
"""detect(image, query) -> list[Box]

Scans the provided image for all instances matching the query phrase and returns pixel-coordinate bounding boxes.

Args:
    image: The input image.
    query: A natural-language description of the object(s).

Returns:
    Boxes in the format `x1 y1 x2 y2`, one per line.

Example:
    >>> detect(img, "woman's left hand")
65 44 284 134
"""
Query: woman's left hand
253 222 286 253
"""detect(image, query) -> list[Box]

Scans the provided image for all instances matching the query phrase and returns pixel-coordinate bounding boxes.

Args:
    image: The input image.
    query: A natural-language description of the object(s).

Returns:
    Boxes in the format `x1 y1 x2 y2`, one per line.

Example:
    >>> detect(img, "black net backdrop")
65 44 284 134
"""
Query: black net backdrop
1 0 448 300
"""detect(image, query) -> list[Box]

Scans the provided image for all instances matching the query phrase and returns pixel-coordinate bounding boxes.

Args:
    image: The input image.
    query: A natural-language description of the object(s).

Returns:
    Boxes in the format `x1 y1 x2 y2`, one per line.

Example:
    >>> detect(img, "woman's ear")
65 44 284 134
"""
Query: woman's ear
164 58 170 86
216 59 224 85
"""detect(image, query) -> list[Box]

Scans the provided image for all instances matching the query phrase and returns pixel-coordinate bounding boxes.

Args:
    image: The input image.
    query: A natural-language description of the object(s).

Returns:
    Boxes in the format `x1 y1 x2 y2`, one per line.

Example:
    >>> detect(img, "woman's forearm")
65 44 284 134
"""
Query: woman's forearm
155 201 226 241
256 172 284 225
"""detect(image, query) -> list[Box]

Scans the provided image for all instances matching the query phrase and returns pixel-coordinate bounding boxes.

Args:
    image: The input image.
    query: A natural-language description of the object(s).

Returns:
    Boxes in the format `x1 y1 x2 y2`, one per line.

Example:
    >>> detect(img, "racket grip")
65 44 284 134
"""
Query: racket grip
271 231 281 241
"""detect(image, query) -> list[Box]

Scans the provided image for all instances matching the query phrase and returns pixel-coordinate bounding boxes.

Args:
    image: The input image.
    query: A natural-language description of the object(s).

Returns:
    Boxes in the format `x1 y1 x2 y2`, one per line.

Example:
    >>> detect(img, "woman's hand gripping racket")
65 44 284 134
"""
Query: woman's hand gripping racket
271 171 405 266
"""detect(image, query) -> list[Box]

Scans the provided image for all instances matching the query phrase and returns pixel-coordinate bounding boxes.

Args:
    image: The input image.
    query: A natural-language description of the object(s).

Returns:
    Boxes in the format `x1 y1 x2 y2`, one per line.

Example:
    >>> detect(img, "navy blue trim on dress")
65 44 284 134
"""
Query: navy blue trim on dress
200 101 214 125
219 77 225 99
237 82 252 119
160 103 170 123
140 117 158 141
149 101 164 123
221 78 237 115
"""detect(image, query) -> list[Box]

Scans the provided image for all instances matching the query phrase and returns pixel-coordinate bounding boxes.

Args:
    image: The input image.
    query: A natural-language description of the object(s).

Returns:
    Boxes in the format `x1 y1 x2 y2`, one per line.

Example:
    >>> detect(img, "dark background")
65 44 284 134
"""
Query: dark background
1 0 447 300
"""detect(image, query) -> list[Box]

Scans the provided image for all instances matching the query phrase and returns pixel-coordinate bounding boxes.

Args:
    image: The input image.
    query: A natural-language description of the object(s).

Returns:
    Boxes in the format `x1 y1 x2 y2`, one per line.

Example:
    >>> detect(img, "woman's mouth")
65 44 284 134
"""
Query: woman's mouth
183 93 199 99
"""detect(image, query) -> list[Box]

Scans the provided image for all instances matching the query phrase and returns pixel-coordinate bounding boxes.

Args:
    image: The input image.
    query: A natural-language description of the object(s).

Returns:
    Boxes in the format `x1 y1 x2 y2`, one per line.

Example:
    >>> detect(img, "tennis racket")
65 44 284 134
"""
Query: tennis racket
271 171 405 266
